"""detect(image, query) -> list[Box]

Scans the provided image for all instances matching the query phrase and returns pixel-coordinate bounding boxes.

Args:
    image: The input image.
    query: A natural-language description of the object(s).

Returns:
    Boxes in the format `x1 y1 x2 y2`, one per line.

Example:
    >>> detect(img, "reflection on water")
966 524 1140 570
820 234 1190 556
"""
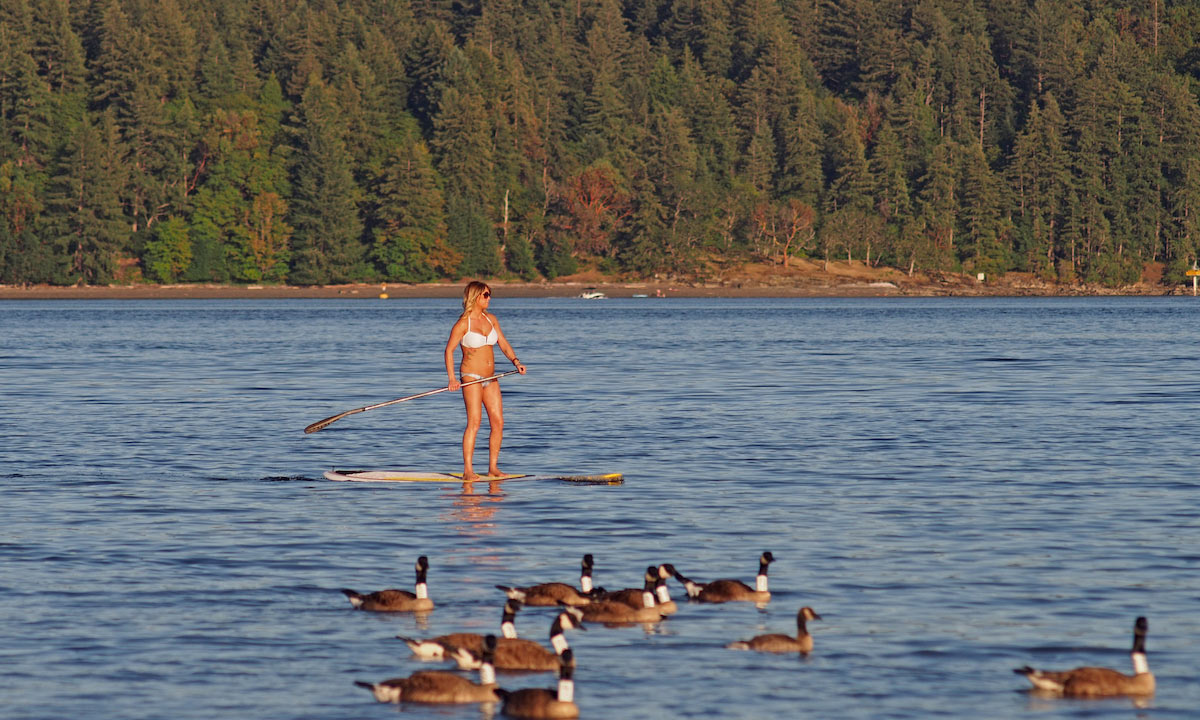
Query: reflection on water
1022 690 1153 712
445 479 505 535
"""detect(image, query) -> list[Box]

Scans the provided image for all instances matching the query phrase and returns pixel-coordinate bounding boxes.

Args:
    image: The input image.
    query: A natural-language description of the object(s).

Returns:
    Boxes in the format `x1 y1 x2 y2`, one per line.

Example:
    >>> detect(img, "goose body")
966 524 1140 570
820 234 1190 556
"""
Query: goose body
497 555 595 607
498 648 580 719
451 610 585 672
401 599 521 659
355 635 499 704
343 555 434 612
593 566 659 609
1014 617 1154 697
669 552 773 603
576 568 664 624
727 606 821 653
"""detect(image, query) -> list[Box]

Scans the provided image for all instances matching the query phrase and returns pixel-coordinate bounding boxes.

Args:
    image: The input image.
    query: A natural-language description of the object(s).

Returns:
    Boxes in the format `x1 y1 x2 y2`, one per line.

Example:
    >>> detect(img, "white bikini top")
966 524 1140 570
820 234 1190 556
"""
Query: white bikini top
461 315 498 349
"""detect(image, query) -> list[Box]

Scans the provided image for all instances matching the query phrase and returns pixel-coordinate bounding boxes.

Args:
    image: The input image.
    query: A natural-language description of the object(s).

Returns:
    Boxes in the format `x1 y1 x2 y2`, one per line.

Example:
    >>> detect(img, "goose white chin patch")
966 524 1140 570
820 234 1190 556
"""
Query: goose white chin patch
551 633 569 654
1133 653 1150 674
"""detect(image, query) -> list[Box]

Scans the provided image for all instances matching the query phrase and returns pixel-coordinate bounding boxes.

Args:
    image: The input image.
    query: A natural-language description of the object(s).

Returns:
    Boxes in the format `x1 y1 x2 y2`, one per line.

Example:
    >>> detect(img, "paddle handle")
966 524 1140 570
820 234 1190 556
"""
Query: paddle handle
304 370 521 434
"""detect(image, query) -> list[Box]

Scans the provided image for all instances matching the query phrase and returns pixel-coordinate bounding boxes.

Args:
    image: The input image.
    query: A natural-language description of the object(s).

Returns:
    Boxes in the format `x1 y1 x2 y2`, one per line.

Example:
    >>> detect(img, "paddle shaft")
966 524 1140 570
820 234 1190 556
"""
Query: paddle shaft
304 370 520 434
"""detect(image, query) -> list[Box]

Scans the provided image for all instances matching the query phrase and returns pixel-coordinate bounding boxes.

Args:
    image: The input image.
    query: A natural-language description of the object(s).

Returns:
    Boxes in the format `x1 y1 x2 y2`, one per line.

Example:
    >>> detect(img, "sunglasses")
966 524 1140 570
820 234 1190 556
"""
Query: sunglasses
482 292 491 298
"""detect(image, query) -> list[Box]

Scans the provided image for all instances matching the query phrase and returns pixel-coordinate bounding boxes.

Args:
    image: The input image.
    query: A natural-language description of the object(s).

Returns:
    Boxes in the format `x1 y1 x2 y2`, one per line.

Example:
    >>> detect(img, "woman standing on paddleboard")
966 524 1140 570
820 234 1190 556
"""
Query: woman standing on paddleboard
445 281 526 481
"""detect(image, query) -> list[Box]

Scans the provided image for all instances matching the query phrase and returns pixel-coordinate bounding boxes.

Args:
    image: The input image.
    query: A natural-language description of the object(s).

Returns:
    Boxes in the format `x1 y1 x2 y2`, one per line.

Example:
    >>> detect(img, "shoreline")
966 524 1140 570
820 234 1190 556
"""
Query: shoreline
0 280 934 300
0 262 1188 300
0 280 1184 300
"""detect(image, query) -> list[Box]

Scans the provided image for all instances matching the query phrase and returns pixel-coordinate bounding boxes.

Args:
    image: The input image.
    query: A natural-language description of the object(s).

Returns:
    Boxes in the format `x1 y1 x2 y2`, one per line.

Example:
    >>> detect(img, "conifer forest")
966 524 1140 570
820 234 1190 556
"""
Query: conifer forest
3 0 1200 287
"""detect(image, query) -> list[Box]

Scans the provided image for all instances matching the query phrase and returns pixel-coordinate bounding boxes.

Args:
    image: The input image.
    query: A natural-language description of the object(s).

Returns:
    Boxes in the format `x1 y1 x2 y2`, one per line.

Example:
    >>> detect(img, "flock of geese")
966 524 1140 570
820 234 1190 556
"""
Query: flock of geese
341 552 1155 717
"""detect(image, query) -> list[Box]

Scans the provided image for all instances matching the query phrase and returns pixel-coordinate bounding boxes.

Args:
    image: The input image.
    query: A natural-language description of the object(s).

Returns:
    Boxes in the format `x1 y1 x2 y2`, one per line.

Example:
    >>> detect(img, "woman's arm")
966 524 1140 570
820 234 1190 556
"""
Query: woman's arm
491 315 526 374
445 318 467 389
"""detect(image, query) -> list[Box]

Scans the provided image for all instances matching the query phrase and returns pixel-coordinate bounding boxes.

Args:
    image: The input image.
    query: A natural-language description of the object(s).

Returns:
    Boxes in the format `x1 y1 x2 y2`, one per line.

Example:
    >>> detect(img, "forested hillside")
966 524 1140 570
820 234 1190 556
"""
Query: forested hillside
2 0 1200 287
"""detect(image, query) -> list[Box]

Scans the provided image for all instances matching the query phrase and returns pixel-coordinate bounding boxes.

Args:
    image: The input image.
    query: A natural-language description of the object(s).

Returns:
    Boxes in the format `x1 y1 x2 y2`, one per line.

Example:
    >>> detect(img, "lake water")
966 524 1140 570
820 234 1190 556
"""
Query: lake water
2 296 1198 719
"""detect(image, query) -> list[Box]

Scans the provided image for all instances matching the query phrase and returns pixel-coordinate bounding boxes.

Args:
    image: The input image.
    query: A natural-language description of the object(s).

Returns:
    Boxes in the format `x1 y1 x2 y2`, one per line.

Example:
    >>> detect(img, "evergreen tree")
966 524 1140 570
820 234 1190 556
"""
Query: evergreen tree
695 0 734 79
868 116 912 225
825 102 873 213
504 228 537 280
916 138 959 270
369 137 452 282
619 172 670 274
0 158 51 282
43 110 129 283
958 142 1007 275
431 46 495 209
1008 94 1071 276
778 89 823 205
287 75 364 284
406 20 455 134
574 0 636 164
446 192 499 276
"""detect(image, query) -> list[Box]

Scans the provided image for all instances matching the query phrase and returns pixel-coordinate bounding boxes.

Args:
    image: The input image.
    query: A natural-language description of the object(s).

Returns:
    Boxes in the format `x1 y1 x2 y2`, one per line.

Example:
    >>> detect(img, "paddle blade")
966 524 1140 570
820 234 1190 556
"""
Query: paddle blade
305 412 349 434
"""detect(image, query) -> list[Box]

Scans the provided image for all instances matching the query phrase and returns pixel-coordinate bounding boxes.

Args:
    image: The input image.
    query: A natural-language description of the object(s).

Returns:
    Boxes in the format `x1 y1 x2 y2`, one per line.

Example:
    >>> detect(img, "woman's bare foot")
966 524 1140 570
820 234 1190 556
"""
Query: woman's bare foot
462 470 481 482
486 467 506 477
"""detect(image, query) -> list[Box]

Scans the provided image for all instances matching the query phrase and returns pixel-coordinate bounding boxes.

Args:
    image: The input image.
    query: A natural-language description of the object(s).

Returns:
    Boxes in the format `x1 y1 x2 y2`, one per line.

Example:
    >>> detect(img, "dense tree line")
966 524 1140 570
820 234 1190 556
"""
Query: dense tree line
2 0 1200 287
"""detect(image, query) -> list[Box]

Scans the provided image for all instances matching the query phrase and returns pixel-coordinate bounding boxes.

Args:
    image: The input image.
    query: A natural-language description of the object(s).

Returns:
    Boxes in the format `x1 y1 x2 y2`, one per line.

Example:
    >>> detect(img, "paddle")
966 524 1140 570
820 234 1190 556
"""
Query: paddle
304 370 521 434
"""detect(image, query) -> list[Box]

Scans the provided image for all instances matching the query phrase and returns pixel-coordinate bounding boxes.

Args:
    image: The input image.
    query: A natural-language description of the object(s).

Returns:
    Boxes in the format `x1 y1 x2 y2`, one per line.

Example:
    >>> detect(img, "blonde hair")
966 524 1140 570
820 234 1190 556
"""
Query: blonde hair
461 281 491 318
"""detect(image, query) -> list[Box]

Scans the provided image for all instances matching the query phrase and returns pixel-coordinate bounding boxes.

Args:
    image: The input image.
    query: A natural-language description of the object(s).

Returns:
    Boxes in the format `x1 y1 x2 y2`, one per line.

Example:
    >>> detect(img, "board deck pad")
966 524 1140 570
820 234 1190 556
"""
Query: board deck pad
324 469 623 485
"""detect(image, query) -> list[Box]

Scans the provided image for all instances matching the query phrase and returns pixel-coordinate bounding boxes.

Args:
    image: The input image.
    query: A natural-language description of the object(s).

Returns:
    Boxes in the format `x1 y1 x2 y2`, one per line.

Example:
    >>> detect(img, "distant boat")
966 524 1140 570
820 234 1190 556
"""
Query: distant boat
578 288 606 299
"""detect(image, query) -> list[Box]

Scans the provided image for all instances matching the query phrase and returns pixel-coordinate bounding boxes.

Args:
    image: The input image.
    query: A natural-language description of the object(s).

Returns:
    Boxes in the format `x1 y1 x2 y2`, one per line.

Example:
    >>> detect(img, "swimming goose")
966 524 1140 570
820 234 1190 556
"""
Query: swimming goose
574 568 664 624
497 648 580 719
354 634 500 703
594 566 660 609
669 552 774 603
451 610 586 672
342 555 434 612
400 598 522 659
1014 616 1155 697
727 606 821 653
596 566 678 614
497 554 595 606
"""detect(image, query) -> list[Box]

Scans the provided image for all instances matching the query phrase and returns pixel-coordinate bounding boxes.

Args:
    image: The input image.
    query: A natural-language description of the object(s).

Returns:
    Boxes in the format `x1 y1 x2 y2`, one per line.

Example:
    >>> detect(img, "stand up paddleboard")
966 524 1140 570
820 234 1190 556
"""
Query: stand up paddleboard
324 469 623 485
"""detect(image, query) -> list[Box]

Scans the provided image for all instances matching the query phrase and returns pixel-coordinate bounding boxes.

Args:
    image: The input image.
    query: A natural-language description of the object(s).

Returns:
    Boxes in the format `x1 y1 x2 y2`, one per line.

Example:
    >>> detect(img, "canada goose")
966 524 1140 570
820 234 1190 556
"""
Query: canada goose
400 598 522 660
342 555 434 612
574 568 664 624
595 566 677 614
1014 617 1155 697
497 648 579 719
727 606 821 653
354 634 500 703
497 554 595 606
669 552 774 603
451 610 586 672
594 566 659 609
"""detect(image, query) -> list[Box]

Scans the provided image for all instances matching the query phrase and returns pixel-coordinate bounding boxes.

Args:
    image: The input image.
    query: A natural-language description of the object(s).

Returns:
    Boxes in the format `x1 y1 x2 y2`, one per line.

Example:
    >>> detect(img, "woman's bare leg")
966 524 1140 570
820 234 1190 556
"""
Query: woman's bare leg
481 382 505 476
462 383 484 481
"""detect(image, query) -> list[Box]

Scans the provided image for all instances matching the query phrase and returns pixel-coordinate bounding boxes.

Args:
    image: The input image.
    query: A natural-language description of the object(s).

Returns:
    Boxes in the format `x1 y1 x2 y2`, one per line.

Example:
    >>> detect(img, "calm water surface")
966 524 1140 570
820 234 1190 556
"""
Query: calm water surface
2 296 1198 719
